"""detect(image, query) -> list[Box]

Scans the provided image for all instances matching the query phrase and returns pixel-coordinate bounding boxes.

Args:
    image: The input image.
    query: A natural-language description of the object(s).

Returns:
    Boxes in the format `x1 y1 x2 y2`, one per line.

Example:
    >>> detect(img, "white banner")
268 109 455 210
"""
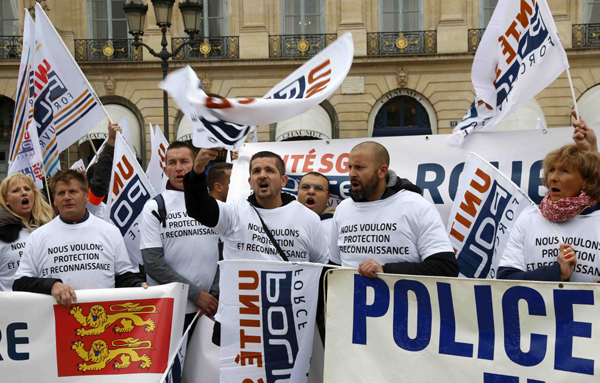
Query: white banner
324 269 600 382
160 33 353 150
8 121 45 189
447 153 536 279
119 116 138 157
229 128 576 225
146 124 169 195
106 133 157 266
86 138 108 171
70 158 86 173
8 11 34 165
34 4 106 156
0 282 187 382
453 0 569 142
219 260 323 383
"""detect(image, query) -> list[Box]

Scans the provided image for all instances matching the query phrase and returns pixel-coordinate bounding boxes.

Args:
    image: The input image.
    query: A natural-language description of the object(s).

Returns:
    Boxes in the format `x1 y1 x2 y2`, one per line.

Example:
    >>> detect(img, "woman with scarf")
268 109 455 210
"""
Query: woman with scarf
498 144 600 282
0 174 53 290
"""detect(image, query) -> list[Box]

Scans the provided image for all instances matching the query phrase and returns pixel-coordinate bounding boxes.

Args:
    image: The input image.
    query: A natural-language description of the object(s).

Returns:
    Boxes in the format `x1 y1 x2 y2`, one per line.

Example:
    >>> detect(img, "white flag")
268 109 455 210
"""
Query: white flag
106 133 157 266
85 138 108 171
146 124 169 194
160 33 354 150
447 152 538 278
452 0 568 143
9 12 35 166
69 159 86 173
219 260 322 383
118 116 137 156
8 122 45 190
33 4 106 158
536 117 545 130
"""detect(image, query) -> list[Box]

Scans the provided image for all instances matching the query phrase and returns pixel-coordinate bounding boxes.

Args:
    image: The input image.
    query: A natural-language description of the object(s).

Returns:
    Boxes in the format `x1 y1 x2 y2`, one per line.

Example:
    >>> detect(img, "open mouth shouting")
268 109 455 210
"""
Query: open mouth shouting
351 179 362 190
258 181 269 193
21 197 31 210
305 197 316 209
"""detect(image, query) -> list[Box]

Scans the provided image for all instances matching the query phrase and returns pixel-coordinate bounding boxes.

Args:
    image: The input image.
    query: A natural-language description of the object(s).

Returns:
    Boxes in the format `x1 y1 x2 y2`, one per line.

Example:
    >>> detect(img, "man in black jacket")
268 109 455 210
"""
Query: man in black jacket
329 141 459 278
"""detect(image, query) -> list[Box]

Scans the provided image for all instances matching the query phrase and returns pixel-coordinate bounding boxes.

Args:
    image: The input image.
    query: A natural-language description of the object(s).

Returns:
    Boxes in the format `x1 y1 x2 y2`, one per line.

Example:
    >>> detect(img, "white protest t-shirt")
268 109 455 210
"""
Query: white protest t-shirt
87 201 107 221
14 214 138 289
140 190 220 313
214 197 329 263
330 190 453 267
0 228 29 291
499 207 600 282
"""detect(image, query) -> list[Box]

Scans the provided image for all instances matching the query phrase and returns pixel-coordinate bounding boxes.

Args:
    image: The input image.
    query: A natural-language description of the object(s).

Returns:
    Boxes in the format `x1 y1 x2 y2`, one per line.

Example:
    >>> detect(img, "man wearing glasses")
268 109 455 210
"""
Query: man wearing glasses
297 172 336 240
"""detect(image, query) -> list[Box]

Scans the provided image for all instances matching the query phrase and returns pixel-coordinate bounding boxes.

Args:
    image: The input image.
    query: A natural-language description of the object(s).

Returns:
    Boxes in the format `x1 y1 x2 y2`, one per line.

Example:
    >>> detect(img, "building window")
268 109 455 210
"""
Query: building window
373 96 431 136
1 0 19 36
380 0 422 32
89 0 127 39
282 0 323 35
586 0 600 23
203 0 227 37
480 0 498 28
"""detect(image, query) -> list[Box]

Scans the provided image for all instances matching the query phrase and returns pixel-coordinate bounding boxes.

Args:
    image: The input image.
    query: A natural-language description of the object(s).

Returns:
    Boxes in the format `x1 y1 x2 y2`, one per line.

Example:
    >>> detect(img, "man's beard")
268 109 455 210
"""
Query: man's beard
349 172 380 200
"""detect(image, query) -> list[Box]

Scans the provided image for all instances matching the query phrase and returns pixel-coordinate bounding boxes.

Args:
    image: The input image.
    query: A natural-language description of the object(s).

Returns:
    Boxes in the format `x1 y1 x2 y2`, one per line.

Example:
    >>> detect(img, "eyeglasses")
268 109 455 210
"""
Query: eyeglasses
299 183 328 192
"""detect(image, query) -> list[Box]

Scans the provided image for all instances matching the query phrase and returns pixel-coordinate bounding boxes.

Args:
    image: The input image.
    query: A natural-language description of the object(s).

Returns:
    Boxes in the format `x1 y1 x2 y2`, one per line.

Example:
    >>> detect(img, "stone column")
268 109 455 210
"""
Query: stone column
239 0 269 59
437 0 467 53
337 0 366 56
547 0 572 48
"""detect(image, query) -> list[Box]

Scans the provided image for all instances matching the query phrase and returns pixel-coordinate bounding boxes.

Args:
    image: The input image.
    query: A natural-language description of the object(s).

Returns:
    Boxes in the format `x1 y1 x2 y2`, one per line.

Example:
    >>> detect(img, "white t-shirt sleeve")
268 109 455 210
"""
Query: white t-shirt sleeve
498 215 527 272
329 214 341 265
416 202 454 260
139 199 162 250
214 199 240 236
14 233 39 279
309 219 329 264
114 235 139 275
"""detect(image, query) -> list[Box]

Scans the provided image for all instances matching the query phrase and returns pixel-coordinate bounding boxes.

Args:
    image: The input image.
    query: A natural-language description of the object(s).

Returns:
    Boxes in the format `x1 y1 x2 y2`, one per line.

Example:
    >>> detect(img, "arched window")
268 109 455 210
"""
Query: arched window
480 0 498 28
1 0 18 36
275 105 333 141
380 0 422 32
586 0 600 24
203 0 227 37
282 0 324 35
88 0 127 39
373 95 431 136
0 96 15 180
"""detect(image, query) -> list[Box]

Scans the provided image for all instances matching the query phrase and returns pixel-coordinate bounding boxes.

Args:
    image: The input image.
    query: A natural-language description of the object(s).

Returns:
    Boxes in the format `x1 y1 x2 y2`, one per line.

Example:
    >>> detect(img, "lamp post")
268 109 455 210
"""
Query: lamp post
123 0 203 142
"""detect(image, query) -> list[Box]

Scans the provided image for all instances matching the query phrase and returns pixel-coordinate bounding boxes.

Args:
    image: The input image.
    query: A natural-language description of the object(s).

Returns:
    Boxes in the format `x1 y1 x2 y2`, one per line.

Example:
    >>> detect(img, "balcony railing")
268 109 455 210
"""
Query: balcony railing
573 24 600 48
172 36 239 60
0 35 22 59
74 39 143 61
367 31 437 55
269 34 337 58
468 28 485 53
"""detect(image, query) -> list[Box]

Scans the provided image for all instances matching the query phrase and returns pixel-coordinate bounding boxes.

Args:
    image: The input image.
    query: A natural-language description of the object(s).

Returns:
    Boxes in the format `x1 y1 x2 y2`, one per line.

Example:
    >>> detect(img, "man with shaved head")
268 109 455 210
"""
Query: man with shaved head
329 141 459 278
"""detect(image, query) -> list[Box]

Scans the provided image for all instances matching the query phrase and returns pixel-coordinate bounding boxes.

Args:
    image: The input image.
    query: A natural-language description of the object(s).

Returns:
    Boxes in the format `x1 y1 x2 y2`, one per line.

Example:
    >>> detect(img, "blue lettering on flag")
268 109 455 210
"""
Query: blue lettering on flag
261 271 299 383
269 76 306 100
110 174 151 236
457 181 512 278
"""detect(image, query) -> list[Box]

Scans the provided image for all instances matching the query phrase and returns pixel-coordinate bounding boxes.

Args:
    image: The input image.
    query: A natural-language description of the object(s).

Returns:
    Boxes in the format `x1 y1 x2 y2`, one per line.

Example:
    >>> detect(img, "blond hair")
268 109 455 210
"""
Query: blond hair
0 174 54 230
542 144 600 201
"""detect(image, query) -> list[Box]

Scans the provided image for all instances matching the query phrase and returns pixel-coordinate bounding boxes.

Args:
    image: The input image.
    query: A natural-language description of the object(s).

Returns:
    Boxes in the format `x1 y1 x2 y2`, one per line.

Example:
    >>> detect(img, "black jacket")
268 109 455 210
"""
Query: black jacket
0 208 23 244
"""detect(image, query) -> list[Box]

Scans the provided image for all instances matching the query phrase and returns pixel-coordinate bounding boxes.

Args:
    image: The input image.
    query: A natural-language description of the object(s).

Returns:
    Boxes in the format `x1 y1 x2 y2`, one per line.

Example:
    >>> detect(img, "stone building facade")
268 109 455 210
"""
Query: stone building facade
0 0 599 177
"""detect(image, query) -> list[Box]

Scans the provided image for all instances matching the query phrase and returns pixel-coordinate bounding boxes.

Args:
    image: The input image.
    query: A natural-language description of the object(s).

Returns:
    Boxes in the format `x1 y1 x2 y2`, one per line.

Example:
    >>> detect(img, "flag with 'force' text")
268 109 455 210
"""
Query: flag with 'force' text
33 4 106 172
452 0 568 143
447 152 536 278
106 133 157 267
160 33 353 150
218 260 323 383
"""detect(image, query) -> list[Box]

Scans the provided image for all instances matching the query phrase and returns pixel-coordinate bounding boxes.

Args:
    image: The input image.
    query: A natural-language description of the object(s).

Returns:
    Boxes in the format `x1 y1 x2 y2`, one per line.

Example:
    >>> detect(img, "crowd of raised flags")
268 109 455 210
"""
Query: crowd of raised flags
3 0 594 382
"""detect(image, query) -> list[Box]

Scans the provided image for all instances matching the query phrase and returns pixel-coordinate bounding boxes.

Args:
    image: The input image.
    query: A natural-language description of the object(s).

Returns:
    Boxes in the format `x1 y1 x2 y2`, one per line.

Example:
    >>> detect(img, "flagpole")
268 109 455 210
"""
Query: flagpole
86 133 98 157
39 160 52 204
566 68 581 120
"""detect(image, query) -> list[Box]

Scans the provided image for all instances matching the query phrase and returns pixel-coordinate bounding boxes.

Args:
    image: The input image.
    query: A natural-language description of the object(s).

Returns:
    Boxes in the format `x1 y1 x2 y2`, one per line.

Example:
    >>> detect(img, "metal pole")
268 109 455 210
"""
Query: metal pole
162 61 169 143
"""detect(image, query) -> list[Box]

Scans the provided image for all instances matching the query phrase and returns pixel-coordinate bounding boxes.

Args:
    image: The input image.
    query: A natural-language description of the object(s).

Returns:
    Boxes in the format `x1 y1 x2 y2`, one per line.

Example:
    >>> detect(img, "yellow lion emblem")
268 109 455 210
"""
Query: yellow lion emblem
71 337 153 372
70 303 158 337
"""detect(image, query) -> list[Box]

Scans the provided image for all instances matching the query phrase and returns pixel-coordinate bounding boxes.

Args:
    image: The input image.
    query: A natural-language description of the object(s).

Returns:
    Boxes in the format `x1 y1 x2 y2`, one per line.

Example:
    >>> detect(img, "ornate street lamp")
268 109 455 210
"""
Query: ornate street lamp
123 0 203 141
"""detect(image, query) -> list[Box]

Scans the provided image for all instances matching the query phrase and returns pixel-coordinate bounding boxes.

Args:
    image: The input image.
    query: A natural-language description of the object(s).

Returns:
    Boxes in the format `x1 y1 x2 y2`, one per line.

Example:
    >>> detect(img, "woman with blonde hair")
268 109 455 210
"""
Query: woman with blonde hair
0 174 53 290
498 144 600 282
